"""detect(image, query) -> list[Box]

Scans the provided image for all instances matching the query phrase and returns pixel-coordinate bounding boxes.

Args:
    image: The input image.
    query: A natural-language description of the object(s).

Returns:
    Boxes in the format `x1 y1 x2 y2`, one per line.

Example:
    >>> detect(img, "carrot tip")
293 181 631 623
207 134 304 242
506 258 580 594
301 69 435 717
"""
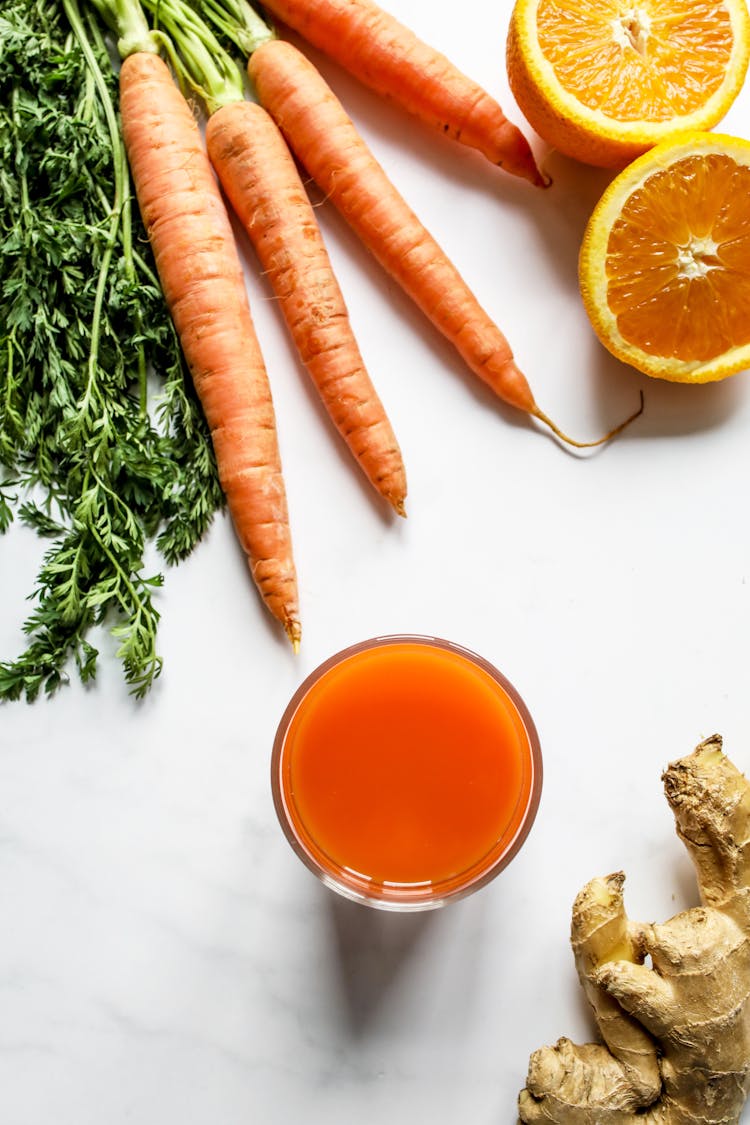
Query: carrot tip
523 163 551 188
532 389 645 450
500 158 548 188
497 133 548 187
285 620 302 653
392 497 407 518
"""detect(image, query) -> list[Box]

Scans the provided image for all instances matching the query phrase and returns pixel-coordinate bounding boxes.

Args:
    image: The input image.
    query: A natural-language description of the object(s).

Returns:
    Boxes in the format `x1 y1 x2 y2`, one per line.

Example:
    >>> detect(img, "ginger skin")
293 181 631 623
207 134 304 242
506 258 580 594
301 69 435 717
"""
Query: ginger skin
519 735 750 1125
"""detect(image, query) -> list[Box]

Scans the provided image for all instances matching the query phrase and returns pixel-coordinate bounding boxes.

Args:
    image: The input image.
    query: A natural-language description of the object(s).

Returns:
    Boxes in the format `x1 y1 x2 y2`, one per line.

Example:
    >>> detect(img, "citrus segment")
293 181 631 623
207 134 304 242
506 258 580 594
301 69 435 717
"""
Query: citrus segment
579 132 750 381
506 0 750 166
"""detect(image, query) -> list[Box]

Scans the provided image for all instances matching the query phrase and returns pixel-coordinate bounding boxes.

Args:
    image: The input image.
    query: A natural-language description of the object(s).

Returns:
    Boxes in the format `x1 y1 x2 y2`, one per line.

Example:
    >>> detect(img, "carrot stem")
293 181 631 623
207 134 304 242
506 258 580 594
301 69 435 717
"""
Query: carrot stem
85 0 159 55
201 0 275 54
64 0 140 426
143 0 244 110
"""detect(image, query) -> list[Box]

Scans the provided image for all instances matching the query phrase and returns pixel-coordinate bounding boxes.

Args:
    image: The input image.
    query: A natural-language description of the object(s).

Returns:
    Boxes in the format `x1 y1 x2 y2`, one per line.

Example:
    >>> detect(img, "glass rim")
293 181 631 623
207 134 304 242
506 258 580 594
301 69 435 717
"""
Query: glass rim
271 634 543 911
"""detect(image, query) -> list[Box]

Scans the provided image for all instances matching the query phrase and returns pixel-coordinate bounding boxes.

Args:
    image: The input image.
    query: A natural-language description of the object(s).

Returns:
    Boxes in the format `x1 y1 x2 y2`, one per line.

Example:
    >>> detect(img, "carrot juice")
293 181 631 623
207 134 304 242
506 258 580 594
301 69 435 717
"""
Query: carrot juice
272 636 542 910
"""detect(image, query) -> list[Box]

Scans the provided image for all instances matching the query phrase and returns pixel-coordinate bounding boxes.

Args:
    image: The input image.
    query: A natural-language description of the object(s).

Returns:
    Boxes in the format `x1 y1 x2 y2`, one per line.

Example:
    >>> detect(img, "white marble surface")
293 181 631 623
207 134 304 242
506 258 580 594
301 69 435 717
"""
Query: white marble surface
3 2 750 1122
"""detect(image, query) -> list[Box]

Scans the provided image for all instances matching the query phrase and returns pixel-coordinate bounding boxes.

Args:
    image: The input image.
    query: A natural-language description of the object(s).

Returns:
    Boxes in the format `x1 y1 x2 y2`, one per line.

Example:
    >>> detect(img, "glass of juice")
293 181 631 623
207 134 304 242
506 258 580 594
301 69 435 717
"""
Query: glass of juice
271 635 542 911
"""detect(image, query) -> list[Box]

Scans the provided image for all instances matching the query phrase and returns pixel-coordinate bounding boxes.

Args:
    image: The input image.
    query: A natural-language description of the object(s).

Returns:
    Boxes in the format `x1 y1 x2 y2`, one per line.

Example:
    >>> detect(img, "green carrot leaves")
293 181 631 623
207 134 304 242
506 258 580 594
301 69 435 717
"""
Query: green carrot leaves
0 0 224 700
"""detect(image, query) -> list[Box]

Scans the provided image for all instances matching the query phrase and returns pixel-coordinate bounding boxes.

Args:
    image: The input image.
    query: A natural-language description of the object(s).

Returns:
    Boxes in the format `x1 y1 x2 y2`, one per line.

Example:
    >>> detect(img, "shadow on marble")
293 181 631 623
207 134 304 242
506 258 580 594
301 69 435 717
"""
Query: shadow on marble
325 893 440 1034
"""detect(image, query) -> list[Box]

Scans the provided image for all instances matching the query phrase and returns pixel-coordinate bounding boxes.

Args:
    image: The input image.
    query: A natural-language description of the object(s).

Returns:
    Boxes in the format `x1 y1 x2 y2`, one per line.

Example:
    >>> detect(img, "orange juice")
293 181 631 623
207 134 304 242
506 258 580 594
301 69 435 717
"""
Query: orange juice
272 636 542 909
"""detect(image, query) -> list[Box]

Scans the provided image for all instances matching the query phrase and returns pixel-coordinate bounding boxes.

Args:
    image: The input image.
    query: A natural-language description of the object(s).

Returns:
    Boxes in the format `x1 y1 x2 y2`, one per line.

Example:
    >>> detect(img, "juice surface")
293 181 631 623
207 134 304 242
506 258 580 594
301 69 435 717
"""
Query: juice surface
280 641 535 891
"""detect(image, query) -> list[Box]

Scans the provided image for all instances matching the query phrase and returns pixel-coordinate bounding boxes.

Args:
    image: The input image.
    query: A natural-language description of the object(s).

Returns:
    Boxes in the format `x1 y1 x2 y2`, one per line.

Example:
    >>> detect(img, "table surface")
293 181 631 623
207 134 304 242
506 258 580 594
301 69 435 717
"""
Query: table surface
4 3 750 1122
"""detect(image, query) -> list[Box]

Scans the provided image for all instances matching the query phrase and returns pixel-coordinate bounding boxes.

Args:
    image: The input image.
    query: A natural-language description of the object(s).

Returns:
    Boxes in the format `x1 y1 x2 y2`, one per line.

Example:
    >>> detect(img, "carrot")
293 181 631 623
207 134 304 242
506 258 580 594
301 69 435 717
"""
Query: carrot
207 105 408 514
142 0 408 514
242 0 545 187
109 31 301 643
246 39 642 448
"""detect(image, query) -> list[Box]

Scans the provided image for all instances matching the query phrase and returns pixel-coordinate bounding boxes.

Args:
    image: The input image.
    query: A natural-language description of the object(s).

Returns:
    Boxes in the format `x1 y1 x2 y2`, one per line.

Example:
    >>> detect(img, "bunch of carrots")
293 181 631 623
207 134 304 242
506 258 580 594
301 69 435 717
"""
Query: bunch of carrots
86 0 643 648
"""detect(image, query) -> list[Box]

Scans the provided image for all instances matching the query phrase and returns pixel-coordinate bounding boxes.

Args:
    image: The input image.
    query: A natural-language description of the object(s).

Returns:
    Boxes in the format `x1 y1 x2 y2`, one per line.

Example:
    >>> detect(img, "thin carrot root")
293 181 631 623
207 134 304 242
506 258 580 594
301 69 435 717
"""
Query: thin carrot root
119 51 301 644
532 391 645 449
205 99 408 516
258 0 544 186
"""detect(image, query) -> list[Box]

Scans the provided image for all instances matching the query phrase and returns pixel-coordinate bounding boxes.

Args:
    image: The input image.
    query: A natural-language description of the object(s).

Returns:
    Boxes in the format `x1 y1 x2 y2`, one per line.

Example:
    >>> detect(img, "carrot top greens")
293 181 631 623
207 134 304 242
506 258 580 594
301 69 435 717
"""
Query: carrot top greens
141 0 246 112
0 0 223 700
198 0 275 56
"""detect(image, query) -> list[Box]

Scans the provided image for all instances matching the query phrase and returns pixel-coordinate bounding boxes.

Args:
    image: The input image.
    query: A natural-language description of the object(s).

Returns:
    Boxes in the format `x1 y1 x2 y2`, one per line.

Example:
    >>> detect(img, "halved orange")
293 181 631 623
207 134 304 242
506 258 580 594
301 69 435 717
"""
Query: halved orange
506 0 750 167
578 132 750 382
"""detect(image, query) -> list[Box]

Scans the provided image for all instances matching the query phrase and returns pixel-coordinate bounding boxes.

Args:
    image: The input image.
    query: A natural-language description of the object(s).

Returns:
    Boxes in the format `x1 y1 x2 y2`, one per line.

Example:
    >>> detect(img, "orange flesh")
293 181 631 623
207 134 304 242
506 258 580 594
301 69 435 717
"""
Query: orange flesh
279 643 535 892
604 154 750 360
537 0 734 120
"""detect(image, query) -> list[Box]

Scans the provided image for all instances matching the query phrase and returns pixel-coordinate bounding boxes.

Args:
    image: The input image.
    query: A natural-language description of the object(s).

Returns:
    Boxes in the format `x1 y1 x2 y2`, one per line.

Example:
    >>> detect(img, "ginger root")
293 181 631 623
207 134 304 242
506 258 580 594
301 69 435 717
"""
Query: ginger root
519 734 750 1125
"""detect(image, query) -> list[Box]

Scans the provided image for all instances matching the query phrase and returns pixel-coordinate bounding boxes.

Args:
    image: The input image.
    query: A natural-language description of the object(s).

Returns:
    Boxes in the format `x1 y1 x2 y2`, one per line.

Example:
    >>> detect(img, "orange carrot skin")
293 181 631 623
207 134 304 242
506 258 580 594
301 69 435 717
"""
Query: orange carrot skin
258 0 543 186
119 52 300 644
248 40 537 415
206 101 407 515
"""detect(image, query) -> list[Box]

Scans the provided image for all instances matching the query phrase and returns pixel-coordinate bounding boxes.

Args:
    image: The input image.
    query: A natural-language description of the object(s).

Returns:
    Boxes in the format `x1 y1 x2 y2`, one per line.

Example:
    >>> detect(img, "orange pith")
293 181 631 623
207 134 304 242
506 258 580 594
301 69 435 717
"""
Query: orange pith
606 153 750 362
537 0 734 123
